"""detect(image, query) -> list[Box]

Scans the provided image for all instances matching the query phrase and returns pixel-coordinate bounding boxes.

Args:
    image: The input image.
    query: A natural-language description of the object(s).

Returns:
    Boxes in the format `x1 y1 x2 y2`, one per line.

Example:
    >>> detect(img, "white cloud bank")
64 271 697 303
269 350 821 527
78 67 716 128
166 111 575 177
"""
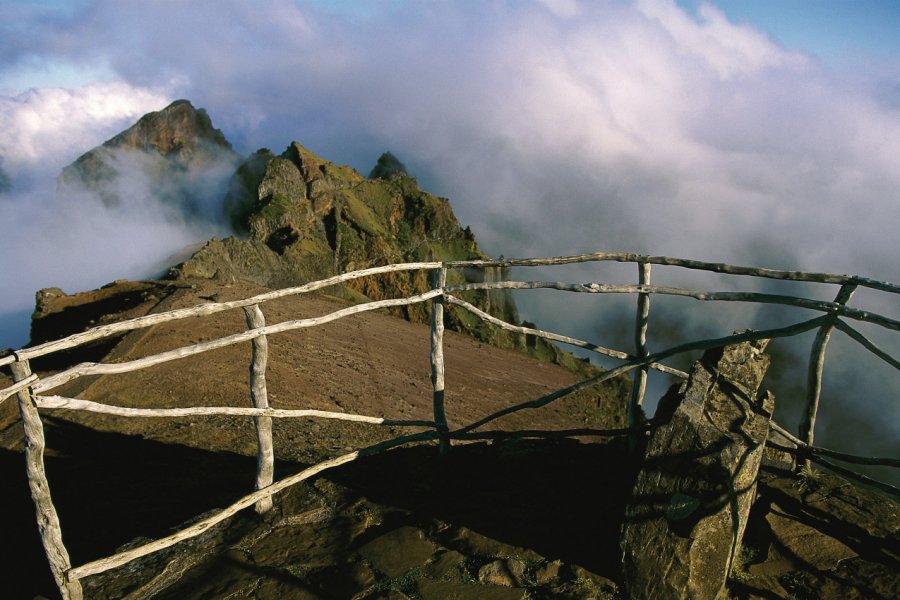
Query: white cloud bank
0 82 170 181
0 82 227 350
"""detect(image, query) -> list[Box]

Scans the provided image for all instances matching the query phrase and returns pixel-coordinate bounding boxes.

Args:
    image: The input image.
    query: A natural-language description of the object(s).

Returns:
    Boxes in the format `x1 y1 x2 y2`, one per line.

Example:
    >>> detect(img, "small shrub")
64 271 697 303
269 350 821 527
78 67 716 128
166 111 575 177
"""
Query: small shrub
795 464 823 494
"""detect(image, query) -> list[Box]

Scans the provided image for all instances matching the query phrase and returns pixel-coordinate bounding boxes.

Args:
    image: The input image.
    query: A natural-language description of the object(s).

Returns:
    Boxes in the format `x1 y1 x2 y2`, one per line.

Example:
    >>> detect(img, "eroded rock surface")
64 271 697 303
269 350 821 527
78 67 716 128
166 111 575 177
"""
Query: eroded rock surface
622 339 774 599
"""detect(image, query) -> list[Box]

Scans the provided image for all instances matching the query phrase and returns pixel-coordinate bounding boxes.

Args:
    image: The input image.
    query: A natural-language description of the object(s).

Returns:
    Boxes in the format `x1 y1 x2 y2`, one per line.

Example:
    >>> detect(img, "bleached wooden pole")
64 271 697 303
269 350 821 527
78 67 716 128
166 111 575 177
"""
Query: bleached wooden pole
798 283 857 471
430 266 451 455
444 293 687 378
10 360 82 600
243 304 274 513
628 263 651 451
66 430 436 581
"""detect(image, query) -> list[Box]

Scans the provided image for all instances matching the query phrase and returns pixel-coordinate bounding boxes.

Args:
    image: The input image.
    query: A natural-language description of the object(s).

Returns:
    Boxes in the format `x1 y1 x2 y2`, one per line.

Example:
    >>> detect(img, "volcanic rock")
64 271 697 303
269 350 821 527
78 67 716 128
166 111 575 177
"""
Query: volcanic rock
58 99 239 209
182 142 571 366
622 339 774 599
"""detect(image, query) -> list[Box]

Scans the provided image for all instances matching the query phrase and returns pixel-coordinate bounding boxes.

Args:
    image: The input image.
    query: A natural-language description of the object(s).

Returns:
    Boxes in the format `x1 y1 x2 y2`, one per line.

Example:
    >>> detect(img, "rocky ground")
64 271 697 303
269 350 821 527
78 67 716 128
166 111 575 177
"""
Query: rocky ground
2 281 897 599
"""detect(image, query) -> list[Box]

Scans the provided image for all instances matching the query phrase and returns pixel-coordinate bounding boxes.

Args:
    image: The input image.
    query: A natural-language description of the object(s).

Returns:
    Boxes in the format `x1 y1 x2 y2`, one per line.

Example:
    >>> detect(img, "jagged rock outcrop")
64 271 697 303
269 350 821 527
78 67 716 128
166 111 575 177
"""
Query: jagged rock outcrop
58 99 239 210
622 339 774 599
185 142 536 355
50 100 603 379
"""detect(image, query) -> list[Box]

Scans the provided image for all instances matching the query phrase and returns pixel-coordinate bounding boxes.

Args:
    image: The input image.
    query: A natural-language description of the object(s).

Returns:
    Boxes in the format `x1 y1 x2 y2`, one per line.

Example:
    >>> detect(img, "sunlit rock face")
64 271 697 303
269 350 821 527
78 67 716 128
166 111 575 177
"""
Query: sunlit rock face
57 99 240 215
191 140 528 352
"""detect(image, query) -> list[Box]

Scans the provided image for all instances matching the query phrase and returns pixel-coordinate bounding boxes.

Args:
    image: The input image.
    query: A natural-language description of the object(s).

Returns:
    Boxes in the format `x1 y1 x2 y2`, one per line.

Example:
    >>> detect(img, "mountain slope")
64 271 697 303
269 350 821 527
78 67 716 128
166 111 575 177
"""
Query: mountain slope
2 100 897 600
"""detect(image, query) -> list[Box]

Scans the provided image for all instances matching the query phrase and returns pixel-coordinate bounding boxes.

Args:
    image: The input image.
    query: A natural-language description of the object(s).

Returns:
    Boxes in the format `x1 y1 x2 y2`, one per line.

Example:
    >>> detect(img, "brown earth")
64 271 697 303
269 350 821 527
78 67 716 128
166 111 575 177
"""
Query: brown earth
9 278 626 460
1 280 897 599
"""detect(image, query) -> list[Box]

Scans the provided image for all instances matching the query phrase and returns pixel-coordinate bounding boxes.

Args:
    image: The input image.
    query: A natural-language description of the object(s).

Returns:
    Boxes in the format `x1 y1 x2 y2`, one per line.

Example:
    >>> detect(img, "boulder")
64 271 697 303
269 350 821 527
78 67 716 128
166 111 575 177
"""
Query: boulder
622 339 774 599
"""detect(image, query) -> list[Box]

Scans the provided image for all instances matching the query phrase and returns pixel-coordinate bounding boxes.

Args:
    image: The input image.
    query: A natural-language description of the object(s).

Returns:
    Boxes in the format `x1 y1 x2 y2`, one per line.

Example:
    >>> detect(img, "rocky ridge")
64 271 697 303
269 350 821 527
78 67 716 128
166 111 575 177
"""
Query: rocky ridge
48 99 591 373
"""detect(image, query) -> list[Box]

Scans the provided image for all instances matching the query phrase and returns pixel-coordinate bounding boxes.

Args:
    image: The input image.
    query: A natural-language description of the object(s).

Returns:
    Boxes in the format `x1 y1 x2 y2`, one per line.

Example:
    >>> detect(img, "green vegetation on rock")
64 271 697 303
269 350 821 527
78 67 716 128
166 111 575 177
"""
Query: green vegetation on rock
368 151 408 179
171 142 613 389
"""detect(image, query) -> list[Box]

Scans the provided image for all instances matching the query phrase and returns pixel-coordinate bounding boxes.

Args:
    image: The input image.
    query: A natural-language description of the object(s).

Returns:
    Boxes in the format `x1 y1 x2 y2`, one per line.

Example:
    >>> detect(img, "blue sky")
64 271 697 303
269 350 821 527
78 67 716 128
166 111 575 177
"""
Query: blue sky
680 0 900 60
1 0 898 312
0 0 898 305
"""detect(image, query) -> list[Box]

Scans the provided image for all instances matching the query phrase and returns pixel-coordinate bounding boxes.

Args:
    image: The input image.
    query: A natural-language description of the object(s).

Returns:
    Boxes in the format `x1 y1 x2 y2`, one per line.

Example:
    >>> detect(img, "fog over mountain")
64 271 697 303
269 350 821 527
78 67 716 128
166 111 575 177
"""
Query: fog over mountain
0 1 897 477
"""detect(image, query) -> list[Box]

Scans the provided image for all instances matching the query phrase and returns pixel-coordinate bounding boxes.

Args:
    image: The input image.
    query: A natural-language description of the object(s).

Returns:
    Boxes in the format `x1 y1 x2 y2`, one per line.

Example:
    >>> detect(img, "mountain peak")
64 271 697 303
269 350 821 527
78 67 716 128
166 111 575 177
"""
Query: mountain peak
368 151 408 180
105 99 232 155
58 99 238 206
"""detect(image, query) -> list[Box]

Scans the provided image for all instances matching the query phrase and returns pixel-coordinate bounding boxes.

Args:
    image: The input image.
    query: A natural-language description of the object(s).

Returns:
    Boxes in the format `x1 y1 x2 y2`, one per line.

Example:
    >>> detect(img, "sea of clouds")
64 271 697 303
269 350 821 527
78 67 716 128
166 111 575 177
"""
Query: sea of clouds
1 0 897 479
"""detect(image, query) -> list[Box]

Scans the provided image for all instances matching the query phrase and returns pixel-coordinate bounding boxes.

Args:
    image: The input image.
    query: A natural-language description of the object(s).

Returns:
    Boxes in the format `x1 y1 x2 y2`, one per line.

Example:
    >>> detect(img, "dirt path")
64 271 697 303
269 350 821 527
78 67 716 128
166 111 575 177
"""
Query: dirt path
1 278 629 598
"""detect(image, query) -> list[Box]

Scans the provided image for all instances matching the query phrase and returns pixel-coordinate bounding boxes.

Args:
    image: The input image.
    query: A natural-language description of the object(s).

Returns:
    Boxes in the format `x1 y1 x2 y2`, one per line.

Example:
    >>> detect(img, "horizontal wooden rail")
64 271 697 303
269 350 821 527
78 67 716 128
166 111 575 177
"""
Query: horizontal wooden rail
445 294 688 378
4 251 897 370
34 396 436 428
833 320 900 371
765 428 900 497
768 422 900 468
445 281 900 332
33 289 441 394
66 431 437 581
0 373 38 403
809 457 900 497
3 261 442 366
1 251 896 600
454 317 830 436
443 252 900 294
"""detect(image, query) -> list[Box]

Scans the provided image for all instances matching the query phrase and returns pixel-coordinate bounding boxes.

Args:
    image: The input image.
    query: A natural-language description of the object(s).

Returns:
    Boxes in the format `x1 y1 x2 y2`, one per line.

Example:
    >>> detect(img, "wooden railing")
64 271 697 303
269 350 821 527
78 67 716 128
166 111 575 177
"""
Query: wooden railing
1 252 898 600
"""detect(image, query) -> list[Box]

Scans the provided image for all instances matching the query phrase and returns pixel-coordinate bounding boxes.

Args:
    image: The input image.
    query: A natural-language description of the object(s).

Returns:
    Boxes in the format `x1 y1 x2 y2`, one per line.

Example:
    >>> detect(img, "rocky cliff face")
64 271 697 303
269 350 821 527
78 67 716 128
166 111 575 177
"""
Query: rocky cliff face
622 340 775 599
177 140 574 363
57 99 239 212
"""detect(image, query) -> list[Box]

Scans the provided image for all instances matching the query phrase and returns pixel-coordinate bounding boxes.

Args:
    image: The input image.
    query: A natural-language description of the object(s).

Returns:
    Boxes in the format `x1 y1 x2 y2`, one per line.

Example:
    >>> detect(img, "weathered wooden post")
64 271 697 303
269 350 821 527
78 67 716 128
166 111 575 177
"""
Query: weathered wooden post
10 359 83 600
798 283 857 471
628 262 651 450
430 266 451 454
243 304 275 513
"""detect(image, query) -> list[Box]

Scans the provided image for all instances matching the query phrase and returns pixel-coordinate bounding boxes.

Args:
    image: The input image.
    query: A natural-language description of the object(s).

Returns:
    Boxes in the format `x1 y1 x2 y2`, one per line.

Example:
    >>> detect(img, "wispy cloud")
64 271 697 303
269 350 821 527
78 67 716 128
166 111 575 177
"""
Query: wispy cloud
0 83 230 350
0 83 169 181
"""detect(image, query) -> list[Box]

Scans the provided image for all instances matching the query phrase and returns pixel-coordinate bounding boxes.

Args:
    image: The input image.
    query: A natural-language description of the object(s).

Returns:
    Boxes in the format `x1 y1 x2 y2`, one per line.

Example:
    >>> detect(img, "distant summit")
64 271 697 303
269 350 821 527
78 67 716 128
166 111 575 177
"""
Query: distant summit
100 99 232 156
368 151 408 180
58 99 239 210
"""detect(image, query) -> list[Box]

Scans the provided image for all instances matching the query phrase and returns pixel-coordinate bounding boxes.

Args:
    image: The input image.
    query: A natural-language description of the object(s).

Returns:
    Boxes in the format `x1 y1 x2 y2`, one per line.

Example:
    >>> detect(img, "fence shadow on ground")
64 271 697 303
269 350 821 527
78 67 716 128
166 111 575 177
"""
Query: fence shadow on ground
1 417 266 599
327 438 639 579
